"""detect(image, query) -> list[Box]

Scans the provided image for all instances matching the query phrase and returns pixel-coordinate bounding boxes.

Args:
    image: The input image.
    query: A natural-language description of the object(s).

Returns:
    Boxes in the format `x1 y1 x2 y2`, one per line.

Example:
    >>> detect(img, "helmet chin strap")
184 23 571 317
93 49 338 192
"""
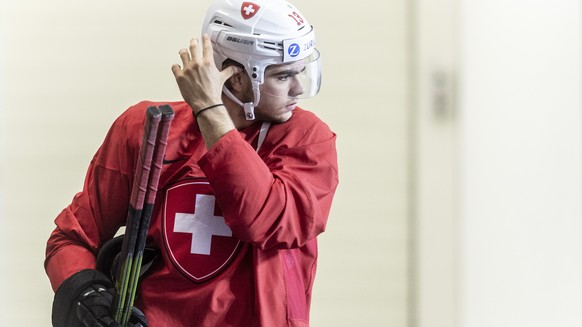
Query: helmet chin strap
222 84 261 121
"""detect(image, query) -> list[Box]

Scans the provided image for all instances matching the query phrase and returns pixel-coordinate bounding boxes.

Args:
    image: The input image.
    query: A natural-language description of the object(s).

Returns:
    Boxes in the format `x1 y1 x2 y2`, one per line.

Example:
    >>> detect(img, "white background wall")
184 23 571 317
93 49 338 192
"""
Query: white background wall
415 1 582 326
459 1 582 326
0 0 411 326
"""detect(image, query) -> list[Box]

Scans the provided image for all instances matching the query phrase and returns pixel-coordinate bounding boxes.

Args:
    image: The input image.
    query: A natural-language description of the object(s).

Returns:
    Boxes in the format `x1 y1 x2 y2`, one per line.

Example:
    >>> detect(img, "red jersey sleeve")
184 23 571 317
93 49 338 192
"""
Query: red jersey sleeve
44 103 146 291
199 110 338 250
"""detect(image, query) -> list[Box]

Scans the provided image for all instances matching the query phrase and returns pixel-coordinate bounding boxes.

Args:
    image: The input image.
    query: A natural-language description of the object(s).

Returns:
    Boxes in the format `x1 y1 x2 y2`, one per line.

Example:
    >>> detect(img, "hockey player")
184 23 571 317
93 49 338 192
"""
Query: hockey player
45 0 338 326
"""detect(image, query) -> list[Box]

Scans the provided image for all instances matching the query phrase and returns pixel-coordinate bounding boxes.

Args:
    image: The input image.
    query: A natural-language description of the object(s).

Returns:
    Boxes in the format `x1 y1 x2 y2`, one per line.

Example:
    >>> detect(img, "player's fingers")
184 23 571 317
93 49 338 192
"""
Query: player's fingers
189 38 201 63
171 64 183 77
202 34 215 63
178 48 191 66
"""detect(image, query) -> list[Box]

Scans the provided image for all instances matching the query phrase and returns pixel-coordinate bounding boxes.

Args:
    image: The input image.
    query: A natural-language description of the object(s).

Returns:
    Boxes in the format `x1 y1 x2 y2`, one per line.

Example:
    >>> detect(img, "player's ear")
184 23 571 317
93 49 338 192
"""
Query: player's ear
226 69 249 93
222 59 247 93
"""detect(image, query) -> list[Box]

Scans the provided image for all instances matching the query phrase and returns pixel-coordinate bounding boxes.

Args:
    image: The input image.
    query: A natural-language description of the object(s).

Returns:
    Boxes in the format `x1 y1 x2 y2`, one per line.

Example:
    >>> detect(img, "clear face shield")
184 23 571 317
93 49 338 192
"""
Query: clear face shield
260 49 322 100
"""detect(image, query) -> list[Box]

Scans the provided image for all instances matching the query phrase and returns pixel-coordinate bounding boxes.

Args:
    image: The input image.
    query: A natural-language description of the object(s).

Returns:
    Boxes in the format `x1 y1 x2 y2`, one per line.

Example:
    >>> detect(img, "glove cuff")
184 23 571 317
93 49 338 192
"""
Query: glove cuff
52 269 114 327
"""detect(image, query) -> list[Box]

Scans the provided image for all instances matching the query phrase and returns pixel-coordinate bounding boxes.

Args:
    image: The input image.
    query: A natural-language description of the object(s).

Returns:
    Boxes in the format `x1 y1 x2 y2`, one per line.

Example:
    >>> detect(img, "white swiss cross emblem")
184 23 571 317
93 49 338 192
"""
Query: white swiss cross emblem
241 2 260 20
163 180 241 283
174 194 232 255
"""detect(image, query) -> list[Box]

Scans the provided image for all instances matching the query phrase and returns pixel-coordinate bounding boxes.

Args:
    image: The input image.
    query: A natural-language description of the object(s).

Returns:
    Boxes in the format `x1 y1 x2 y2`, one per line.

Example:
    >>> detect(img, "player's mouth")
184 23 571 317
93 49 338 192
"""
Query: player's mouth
286 102 298 111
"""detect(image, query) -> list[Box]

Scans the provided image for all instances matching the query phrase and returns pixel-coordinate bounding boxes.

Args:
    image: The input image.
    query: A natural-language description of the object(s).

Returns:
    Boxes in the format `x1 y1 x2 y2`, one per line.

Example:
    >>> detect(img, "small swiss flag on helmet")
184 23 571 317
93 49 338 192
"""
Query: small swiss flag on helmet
241 2 260 20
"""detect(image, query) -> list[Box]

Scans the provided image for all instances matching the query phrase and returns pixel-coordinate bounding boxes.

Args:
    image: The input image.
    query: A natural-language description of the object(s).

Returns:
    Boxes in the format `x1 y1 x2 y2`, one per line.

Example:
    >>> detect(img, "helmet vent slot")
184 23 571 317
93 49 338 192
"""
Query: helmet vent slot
212 19 233 27
259 41 283 51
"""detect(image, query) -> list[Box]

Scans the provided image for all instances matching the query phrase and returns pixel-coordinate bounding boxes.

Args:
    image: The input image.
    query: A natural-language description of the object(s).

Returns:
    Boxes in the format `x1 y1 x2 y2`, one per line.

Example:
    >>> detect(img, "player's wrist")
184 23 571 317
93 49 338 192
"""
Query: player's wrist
194 103 226 120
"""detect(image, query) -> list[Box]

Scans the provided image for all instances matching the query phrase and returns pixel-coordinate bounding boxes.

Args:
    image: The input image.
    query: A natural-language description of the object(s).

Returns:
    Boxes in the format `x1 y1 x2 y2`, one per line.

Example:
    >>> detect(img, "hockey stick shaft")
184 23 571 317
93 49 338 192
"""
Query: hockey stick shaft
113 106 162 323
119 105 174 325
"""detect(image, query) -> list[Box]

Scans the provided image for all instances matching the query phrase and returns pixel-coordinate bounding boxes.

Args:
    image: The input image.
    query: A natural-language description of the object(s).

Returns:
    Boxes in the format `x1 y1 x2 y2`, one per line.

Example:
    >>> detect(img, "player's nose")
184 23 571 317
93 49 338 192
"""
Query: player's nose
289 76 304 98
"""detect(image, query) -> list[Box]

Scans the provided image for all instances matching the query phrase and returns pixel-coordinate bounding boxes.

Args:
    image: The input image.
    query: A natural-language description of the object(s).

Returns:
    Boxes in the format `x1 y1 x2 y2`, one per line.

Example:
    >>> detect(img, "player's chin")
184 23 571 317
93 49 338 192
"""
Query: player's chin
274 110 293 123
258 105 295 123
262 109 293 123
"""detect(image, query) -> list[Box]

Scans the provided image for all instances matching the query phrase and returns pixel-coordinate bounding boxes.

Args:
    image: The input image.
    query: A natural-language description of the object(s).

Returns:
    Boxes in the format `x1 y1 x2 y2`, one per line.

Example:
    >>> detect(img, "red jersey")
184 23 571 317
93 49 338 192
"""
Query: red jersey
45 101 338 327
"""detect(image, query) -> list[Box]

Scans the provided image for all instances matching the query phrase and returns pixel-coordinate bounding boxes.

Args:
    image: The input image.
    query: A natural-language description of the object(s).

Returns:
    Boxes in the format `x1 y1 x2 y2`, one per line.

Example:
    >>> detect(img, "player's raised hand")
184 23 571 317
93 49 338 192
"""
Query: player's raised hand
172 34 240 114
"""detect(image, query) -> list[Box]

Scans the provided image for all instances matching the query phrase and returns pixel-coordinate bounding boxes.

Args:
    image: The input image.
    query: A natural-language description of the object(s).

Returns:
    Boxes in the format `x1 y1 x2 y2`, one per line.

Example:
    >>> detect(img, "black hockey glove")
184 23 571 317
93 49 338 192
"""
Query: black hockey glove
52 269 148 327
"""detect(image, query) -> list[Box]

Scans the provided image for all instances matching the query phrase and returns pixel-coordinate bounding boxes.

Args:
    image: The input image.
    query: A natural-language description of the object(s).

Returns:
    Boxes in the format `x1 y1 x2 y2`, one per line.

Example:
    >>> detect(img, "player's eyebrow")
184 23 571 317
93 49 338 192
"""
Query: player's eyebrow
270 69 299 76
268 66 306 77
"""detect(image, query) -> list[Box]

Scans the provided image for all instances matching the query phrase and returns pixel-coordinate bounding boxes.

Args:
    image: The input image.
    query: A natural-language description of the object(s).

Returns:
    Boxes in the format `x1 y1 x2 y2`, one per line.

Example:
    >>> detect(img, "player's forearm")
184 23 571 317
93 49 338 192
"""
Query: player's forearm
195 105 236 148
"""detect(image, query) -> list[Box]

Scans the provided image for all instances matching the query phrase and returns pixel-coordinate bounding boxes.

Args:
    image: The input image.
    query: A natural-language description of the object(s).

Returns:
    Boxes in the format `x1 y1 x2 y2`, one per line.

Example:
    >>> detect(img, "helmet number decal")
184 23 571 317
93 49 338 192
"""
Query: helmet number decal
241 2 261 20
288 11 305 26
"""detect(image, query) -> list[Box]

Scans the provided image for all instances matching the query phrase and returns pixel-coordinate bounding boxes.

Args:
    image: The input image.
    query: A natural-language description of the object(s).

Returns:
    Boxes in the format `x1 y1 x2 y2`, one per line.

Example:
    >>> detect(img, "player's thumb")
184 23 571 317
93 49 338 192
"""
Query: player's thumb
221 66 242 82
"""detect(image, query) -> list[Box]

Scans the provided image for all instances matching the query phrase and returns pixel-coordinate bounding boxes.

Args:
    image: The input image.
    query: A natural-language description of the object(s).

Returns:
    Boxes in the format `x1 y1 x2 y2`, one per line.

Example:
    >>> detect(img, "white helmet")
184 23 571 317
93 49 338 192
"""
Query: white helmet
203 0 322 120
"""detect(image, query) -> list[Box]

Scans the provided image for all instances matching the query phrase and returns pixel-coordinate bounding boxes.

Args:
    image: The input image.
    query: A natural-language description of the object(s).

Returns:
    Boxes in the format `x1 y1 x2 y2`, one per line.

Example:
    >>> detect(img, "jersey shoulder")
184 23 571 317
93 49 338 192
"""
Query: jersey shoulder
269 107 335 146
111 100 191 134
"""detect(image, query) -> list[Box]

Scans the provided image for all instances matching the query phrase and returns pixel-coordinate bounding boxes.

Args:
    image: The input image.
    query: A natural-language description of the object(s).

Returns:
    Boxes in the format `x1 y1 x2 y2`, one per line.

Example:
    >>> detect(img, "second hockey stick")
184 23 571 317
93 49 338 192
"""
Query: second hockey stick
113 105 174 326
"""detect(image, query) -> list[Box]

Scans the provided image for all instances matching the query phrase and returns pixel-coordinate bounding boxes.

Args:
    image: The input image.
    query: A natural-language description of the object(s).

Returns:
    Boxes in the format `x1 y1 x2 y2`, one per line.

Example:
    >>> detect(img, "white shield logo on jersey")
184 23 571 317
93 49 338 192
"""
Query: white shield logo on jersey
163 180 241 283
241 2 260 20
